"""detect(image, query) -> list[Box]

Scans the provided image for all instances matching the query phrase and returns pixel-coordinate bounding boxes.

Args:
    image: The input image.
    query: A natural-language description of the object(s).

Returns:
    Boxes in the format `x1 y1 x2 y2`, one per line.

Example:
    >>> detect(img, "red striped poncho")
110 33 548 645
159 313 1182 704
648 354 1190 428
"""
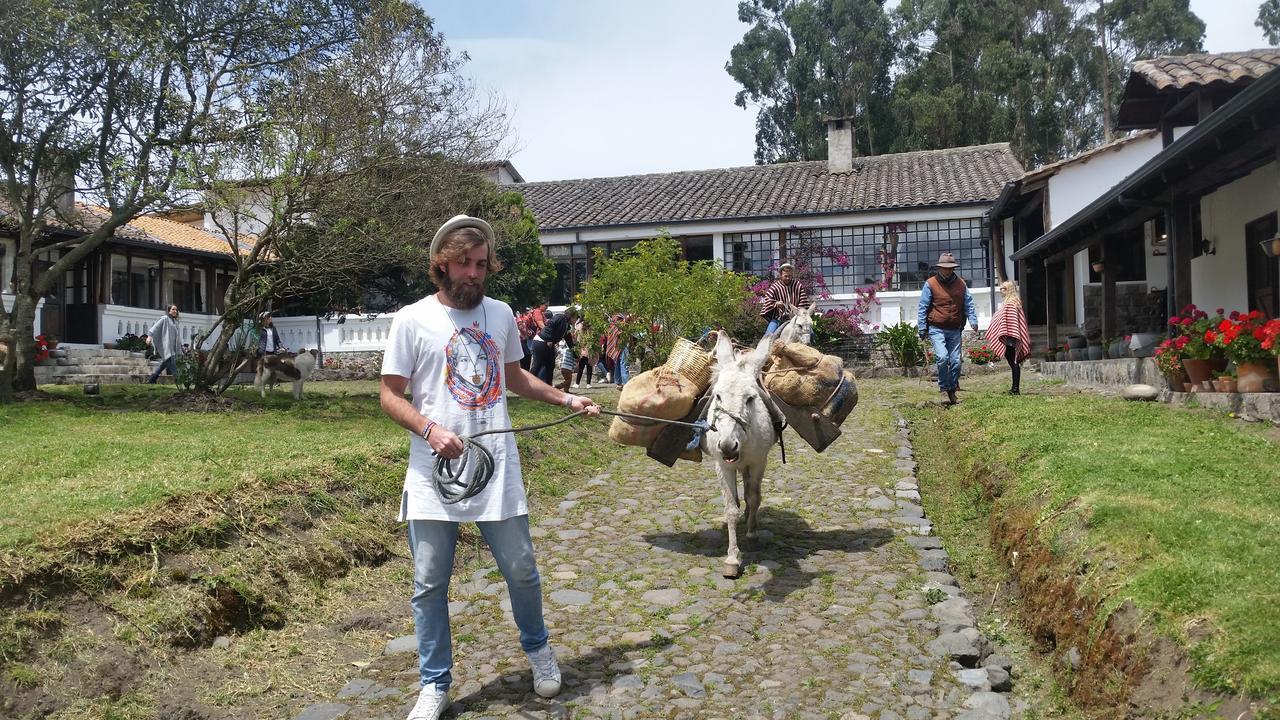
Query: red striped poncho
759 279 811 320
984 302 1032 363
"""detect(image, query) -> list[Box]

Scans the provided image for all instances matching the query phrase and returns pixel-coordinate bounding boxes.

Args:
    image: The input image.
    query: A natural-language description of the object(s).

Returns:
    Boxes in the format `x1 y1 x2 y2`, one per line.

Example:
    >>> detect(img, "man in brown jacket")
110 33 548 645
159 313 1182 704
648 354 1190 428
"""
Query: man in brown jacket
916 252 979 405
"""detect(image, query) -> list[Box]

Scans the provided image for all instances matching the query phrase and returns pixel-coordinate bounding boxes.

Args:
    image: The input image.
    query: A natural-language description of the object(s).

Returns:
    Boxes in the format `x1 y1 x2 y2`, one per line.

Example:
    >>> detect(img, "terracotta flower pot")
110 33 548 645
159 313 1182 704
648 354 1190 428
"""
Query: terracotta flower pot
1182 358 1213 385
1217 377 1238 393
1236 361 1278 393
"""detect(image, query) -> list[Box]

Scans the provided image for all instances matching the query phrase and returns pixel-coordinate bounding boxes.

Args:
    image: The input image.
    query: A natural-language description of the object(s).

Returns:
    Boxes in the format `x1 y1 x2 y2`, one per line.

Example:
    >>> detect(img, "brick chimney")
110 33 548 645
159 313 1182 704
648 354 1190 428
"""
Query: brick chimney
825 116 857 174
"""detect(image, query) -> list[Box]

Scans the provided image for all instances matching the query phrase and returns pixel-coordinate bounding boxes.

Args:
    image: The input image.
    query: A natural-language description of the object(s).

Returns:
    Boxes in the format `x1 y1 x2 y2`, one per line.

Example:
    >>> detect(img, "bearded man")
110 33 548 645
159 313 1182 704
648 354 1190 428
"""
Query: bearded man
379 215 600 719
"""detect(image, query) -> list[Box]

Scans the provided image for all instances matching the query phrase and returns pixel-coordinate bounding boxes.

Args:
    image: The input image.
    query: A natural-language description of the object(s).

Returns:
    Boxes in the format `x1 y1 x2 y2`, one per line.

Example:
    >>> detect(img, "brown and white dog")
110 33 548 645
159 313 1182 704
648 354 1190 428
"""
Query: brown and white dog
255 348 318 399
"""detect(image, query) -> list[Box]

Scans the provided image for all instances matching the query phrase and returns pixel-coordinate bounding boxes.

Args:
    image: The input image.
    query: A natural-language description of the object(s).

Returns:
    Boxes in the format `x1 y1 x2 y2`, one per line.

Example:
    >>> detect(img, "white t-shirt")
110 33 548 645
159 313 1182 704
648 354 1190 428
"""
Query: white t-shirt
381 294 527 521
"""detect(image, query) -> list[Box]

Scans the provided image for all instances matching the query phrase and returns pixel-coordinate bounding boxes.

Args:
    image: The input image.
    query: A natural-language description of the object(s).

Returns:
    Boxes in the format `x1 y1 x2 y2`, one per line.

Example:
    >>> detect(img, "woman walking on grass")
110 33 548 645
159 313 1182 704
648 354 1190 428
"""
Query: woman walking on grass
985 280 1032 395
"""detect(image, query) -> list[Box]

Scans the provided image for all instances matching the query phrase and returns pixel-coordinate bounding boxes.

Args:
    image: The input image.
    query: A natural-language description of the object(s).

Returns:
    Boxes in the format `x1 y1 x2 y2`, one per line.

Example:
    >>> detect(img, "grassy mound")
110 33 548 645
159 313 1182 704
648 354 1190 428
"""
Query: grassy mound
906 377 1279 715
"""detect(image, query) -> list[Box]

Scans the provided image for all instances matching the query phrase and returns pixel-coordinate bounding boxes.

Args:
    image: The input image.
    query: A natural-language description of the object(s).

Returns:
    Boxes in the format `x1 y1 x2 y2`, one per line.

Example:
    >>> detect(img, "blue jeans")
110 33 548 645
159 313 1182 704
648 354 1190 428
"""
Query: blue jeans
927 327 964 391
614 347 629 385
407 515 549 690
147 356 176 384
765 319 780 335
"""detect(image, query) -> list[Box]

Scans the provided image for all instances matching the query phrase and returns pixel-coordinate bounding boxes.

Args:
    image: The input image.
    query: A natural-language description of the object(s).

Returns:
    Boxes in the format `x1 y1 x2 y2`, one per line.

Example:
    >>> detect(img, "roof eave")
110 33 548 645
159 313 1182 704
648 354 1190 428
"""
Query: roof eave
535 200 999 234
1010 68 1280 263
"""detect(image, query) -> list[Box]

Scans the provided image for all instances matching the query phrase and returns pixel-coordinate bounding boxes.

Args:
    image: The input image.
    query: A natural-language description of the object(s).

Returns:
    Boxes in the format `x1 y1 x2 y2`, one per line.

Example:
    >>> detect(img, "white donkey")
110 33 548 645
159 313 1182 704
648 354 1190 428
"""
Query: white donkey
777 301 818 345
705 331 779 578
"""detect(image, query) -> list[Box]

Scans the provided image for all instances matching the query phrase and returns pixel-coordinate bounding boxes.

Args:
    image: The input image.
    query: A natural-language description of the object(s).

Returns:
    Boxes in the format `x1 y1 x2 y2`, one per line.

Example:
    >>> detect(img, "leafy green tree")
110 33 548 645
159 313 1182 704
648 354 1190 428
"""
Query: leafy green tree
579 234 754 371
1259 0 1280 45
0 0 369 402
470 190 556 310
726 0 896 163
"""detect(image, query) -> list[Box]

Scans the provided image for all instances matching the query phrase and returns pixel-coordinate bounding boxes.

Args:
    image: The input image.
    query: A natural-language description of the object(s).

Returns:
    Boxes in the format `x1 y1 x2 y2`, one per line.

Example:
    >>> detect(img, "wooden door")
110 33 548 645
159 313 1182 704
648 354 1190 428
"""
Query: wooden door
1245 212 1279 317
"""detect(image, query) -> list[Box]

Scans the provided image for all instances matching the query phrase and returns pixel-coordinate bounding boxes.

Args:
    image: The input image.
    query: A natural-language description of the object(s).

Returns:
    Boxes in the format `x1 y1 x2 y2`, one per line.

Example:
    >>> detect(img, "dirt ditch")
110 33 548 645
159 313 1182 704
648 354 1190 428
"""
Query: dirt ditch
964 460 1265 719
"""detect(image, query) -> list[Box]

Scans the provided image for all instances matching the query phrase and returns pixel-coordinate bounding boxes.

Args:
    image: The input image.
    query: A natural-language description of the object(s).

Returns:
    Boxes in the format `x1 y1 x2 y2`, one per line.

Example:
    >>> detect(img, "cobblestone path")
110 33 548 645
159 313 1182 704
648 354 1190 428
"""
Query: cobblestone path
306 393 1020 720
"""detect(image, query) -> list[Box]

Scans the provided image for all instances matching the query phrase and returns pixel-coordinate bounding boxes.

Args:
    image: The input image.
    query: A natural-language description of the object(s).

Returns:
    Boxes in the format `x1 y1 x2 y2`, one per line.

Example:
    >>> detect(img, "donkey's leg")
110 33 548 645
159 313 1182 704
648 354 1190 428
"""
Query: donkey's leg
744 466 763 540
717 464 742 578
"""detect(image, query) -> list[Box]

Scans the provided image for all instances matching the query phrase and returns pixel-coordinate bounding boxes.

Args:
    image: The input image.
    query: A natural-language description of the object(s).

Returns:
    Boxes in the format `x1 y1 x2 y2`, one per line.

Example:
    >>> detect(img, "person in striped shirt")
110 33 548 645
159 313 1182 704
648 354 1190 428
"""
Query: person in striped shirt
760 262 811 334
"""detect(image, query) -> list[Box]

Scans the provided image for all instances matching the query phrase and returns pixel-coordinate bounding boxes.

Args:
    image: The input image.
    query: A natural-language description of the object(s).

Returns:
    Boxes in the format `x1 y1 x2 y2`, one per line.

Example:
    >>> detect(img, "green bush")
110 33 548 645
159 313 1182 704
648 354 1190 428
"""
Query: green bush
877 322 926 368
114 334 149 353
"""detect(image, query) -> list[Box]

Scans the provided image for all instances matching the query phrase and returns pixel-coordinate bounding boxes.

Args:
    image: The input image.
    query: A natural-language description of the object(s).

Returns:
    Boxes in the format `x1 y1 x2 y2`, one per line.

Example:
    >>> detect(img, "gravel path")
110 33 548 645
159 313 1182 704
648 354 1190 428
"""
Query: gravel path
298 395 1023 720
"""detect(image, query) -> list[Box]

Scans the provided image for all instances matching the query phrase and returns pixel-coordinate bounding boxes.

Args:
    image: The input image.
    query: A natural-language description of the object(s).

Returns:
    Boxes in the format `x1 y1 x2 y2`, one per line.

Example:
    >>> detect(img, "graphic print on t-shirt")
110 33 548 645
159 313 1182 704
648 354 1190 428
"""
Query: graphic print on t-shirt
445 321 503 410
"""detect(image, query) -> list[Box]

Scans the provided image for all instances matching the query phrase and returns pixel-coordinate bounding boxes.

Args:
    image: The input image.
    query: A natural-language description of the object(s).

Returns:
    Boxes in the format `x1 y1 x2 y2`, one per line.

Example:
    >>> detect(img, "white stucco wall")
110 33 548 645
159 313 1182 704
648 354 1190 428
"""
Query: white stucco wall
1046 135 1165 228
1193 162 1279 314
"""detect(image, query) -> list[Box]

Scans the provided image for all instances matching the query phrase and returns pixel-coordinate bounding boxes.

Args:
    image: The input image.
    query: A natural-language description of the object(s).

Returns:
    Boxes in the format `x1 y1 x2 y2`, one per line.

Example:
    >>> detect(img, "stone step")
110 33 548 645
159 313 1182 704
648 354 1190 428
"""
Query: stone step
37 373 172 386
56 356 152 366
64 348 133 358
37 364 155 375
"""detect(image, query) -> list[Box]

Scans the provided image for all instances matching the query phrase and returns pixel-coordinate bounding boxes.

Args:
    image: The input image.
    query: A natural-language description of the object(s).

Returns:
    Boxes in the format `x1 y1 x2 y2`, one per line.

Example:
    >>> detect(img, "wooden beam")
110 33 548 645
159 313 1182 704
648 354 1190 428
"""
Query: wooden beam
1046 263 1061 350
1100 237 1117 343
1169 201 1193 312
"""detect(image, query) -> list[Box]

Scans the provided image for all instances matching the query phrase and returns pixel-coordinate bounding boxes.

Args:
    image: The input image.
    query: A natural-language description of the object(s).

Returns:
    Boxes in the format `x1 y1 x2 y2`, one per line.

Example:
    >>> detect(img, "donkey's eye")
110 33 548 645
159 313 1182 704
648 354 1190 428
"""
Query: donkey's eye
715 393 721 401
746 396 755 403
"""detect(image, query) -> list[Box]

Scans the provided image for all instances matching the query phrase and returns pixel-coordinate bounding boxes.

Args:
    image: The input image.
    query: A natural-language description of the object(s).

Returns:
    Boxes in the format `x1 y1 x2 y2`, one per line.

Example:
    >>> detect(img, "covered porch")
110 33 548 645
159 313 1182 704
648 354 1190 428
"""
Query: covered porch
1011 68 1280 353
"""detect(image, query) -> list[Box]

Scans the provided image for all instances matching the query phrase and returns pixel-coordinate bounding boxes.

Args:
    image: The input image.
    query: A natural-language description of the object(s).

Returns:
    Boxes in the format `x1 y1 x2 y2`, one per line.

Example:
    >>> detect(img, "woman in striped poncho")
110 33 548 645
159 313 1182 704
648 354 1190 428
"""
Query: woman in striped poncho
984 281 1032 395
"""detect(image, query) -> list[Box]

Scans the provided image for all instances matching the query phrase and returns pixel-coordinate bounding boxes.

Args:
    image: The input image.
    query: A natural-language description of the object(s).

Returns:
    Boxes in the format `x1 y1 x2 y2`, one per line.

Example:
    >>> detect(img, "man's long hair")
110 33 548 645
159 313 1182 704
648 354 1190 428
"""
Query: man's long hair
428 227 503 286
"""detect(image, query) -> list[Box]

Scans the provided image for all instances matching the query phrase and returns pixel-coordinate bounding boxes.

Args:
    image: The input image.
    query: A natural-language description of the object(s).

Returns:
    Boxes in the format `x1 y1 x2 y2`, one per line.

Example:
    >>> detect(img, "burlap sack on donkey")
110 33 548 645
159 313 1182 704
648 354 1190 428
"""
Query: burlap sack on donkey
762 341 845 408
609 367 701 447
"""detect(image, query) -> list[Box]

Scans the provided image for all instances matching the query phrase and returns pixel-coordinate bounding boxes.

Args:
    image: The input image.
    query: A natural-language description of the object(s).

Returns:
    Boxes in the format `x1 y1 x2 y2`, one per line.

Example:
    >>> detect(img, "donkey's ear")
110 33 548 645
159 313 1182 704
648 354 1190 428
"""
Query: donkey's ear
748 333 774 369
807 301 818 314
715 330 736 367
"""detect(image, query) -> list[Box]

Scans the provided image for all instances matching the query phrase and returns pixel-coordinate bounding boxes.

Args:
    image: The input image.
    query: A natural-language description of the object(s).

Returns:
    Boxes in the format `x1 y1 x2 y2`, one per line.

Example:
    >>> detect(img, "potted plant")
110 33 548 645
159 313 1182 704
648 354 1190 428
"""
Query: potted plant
1168 304 1226 385
1153 337 1190 392
1263 318 1280 382
1207 310 1277 393
114 333 149 357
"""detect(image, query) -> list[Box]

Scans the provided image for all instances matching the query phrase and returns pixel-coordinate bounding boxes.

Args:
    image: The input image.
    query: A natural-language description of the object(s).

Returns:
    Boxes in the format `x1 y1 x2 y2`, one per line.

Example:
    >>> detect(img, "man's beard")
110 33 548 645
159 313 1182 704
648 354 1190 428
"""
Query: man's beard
438 272 485 309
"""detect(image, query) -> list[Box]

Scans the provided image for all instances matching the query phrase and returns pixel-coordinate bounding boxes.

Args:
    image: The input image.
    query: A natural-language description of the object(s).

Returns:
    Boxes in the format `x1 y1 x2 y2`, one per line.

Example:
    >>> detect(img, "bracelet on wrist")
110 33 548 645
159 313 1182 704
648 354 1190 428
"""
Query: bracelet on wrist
561 394 574 408
421 419 436 440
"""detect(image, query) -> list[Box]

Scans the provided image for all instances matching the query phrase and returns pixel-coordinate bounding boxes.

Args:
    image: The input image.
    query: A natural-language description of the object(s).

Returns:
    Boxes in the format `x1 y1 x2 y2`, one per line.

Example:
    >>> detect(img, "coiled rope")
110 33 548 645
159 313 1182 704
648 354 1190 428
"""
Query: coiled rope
432 409 711 504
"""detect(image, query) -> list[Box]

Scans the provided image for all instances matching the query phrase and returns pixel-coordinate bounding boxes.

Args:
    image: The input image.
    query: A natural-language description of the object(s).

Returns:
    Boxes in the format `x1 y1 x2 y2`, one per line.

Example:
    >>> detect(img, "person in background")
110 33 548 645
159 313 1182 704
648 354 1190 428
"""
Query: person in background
145 304 182 384
985 280 1032 395
529 306 577 385
257 312 288 357
759 262 810 335
572 317 597 389
917 252 978 405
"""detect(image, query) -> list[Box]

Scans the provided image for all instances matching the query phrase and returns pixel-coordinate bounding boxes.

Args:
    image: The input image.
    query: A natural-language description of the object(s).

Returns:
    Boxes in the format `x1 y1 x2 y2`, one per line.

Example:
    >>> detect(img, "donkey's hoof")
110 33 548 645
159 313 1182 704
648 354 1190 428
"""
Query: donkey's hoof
722 561 741 579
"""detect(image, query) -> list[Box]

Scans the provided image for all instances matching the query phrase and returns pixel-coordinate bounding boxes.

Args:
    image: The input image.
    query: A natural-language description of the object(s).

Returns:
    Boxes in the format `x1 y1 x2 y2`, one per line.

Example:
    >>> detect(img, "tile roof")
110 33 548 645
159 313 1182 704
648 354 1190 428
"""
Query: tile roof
1130 49 1279 92
506 144 1024 231
1020 129 1159 184
0 201 253 256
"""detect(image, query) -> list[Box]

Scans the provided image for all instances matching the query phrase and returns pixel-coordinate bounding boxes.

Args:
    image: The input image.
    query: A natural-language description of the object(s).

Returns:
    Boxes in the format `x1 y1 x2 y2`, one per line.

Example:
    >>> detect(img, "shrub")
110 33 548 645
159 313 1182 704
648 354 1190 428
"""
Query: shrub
114 333 148 352
966 344 996 365
876 323 926 369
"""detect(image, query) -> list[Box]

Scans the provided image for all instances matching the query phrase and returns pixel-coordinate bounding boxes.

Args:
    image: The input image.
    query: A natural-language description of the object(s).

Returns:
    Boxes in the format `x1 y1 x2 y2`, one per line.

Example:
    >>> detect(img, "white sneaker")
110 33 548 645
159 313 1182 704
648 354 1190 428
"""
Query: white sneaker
584 383 592 389
526 643 562 698
571 382 579 388
406 683 449 720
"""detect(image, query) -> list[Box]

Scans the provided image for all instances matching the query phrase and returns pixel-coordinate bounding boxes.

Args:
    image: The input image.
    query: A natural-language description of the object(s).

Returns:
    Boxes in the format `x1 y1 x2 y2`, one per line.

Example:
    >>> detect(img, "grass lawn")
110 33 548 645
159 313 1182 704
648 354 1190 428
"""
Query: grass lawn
904 373 1280 702
0 381 624 564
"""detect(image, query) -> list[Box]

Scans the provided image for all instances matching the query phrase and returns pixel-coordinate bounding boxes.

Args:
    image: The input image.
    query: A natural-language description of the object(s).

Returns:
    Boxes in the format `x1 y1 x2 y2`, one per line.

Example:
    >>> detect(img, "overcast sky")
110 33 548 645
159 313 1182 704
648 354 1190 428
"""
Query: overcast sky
422 0 1273 182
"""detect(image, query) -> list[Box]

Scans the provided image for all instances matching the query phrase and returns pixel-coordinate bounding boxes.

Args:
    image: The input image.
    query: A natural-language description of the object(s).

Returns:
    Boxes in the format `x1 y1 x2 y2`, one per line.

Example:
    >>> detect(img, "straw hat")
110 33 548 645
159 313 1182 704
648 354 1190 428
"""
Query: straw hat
430 214 495 259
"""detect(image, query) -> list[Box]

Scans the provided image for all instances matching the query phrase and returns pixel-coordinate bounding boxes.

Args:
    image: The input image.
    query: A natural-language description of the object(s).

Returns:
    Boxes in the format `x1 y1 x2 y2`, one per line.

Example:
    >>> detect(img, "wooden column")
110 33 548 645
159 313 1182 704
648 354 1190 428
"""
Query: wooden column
156 256 165 309
1100 237 1117 343
125 252 133 306
1046 261 1061 352
1169 200 1194 313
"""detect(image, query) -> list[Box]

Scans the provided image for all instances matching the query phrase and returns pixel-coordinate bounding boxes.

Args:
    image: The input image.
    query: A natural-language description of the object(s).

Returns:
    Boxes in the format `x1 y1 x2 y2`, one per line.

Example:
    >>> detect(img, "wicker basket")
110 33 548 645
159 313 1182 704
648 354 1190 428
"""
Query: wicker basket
664 336 715 393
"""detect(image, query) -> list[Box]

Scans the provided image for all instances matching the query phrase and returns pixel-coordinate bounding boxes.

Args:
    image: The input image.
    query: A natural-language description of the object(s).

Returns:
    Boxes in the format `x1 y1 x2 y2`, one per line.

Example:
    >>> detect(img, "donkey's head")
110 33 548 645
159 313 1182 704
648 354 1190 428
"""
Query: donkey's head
708 331 774 464
778 301 818 345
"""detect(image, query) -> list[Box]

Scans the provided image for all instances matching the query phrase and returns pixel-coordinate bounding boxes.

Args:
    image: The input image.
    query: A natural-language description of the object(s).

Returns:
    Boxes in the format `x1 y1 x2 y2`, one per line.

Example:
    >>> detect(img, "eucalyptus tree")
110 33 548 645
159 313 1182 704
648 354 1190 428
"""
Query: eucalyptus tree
725 0 896 163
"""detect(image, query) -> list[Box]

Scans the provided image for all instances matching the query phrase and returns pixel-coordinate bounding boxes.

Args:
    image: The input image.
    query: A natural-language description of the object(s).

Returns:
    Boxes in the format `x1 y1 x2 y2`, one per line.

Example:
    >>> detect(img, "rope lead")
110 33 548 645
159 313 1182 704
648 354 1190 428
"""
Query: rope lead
432 408 708 505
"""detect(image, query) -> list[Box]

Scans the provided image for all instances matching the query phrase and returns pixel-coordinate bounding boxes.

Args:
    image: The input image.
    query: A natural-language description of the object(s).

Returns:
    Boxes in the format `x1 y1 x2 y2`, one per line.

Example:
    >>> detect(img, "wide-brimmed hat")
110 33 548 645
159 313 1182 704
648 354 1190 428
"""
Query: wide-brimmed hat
431 214 496 259
933 252 959 269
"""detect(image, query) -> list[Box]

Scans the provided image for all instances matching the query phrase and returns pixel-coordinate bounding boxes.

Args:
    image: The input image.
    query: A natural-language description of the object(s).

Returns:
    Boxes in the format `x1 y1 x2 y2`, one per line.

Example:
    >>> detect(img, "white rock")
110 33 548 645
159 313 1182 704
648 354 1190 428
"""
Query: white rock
1121 383 1159 401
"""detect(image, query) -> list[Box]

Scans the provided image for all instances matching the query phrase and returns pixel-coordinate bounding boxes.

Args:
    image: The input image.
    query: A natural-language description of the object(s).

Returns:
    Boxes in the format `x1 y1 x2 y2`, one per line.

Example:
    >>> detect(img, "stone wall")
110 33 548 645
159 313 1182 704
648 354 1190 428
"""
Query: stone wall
1081 284 1167 338
1039 357 1163 386
311 350 383 381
